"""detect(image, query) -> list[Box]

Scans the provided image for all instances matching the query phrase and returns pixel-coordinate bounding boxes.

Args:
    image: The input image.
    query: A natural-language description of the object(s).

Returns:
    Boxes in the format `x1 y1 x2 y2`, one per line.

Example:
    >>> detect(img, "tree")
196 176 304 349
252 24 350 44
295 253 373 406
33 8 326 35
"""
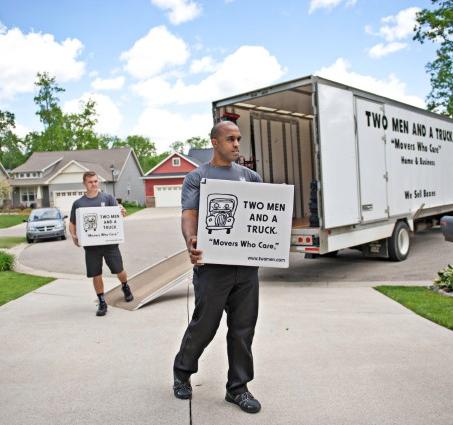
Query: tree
34 72 65 128
170 140 185 153
31 73 102 151
0 110 27 169
0 179 11 202
111 135 157 170
185 136 210 150
414 0 453 116
141 151 170 173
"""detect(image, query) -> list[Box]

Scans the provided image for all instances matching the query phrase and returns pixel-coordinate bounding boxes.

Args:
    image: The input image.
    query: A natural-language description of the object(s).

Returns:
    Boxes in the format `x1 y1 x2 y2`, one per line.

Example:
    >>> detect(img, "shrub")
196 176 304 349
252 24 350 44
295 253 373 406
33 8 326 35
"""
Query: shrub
433 264 453 292
0 250 15 271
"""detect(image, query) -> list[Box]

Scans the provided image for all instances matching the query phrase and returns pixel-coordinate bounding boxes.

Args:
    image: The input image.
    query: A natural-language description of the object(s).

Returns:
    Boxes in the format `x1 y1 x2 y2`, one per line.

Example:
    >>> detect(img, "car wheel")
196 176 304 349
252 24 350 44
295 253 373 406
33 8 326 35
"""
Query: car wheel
26 237 33 243
61 234 67 240
388 221 411 261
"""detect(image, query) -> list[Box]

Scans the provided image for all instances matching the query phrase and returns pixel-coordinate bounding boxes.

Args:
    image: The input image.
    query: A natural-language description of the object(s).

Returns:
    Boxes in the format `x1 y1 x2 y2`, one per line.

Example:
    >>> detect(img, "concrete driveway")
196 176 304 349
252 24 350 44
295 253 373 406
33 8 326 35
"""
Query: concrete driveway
1 208 453 424
1 271 453 425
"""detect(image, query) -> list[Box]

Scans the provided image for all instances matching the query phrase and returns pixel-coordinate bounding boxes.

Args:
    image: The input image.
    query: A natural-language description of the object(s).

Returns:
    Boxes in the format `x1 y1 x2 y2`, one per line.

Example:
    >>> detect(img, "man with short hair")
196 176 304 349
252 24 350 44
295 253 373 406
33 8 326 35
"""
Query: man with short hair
69 171 133 316
173 121 263 414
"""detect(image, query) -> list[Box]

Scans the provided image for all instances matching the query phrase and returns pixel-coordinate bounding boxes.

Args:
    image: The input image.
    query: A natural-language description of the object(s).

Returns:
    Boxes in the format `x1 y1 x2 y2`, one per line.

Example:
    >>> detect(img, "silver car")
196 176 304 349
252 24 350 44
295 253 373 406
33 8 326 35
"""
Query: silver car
25 208 67 243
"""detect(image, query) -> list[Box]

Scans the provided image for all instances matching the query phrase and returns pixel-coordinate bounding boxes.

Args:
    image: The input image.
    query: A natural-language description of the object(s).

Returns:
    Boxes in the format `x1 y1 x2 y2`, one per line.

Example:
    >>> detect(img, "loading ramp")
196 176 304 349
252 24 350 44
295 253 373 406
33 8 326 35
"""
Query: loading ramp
104 249 193 310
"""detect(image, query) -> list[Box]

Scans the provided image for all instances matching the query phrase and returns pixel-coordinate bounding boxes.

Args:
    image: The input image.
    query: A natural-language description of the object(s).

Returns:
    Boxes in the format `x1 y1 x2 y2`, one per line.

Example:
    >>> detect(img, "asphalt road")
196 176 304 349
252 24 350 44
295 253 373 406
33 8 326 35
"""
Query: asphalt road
13 207 453 283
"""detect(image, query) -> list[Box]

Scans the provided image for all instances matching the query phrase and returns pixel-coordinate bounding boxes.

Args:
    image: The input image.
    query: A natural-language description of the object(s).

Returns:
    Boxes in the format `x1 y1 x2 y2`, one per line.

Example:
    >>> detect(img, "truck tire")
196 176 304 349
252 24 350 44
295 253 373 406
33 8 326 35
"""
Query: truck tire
388 221 410 261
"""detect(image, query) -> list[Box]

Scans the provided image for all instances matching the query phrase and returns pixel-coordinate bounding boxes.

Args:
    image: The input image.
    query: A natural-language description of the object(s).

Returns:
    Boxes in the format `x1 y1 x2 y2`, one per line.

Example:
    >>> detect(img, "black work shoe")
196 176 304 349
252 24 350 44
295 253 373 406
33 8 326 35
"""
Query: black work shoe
121 283 134 302
96 302 108 316
225 391 261 414
173 377 192 400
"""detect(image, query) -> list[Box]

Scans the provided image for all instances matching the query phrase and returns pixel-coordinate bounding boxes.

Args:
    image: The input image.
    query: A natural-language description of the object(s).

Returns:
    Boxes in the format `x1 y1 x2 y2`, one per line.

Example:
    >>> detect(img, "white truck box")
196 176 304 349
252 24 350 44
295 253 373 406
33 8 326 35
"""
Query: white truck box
212 75 453 260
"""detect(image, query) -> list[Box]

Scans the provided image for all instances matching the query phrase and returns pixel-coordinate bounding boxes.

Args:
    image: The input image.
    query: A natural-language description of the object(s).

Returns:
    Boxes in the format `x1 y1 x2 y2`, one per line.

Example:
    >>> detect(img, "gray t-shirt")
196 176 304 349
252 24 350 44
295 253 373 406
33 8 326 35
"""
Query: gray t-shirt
70 192 117 224
182 162 262 210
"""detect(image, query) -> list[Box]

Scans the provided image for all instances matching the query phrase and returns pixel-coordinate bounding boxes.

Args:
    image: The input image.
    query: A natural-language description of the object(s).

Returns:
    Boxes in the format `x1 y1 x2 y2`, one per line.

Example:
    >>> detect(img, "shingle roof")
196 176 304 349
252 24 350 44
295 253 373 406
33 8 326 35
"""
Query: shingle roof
187 148 213 165
12 148 136 182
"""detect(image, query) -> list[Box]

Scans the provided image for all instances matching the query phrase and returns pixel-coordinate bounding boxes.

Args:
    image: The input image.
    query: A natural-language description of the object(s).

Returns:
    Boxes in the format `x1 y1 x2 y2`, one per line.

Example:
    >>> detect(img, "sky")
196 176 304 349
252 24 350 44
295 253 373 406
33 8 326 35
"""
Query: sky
0 0 438 153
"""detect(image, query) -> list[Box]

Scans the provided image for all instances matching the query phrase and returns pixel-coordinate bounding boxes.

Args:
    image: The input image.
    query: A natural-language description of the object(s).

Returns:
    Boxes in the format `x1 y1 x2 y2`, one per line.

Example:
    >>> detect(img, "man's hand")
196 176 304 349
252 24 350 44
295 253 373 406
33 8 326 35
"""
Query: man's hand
71 235 80 247
187 236 203 265
119 204 127 217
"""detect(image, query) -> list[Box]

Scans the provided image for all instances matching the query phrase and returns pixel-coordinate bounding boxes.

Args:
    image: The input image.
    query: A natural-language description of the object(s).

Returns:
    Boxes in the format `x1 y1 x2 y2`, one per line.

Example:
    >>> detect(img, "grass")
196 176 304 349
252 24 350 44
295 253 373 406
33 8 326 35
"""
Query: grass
0 271 54 306
0 236 26 248
375 286 453 331
0 214 28 228
124 204 145 216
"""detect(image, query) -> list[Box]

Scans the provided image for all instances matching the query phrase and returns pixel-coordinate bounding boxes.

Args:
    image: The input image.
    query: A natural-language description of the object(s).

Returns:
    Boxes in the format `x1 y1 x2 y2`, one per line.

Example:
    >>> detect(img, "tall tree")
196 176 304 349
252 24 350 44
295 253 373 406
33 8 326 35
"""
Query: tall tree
34 72 65 129
185 136 210 150
414 0 453 116
0 110 27 169
111 135 157 170
170 140 185 153
32 73 102 151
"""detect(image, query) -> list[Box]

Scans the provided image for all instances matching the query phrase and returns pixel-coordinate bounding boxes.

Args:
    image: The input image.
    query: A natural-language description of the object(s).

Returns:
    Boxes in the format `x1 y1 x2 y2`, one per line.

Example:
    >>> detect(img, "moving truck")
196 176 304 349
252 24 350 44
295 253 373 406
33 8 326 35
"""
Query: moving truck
212 75 453 261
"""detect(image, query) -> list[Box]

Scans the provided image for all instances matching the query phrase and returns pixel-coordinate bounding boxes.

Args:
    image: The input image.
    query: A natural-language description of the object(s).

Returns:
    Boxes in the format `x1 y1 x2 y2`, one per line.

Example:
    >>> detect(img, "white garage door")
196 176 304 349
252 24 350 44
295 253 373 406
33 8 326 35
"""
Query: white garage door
155 185 182 207
54 190 85 212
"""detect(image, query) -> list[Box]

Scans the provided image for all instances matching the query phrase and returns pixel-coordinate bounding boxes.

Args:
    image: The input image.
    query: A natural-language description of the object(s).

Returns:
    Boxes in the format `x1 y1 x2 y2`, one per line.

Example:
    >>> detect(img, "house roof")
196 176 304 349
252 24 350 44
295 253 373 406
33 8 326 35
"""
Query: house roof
11 148 141 183
144 151 199 176
143 172 188 179
187 148 213 164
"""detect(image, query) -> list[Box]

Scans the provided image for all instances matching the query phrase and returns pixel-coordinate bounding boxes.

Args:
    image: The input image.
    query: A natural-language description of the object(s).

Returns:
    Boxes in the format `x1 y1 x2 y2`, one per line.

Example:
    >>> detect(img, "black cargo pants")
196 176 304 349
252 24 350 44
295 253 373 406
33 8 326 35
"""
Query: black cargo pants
173 264 259 395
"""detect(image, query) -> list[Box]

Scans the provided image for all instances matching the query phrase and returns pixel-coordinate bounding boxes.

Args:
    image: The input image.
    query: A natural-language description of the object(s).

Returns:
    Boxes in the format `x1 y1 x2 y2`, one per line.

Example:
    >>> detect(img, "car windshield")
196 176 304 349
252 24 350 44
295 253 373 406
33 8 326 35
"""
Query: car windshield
30 209 61 221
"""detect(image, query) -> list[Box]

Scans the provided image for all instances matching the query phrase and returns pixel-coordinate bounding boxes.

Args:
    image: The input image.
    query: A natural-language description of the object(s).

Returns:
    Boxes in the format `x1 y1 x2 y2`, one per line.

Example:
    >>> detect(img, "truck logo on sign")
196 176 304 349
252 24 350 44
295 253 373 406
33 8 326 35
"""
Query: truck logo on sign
206 193 238 234
83 213 98 232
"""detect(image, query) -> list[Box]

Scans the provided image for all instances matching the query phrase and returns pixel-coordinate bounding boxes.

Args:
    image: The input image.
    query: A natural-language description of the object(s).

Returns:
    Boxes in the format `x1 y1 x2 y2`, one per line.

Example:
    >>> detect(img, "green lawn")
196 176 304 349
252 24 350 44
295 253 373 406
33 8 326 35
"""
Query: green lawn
0 215 28 228
0 271 55 306
0 236 26 248
375 286 453 331
124 205 145 216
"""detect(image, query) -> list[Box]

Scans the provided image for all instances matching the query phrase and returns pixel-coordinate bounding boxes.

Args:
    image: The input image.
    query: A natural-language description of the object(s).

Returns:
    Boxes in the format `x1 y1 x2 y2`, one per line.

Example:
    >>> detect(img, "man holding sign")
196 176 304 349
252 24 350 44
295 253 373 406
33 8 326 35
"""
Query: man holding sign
173 121 263 414
69 171 134 317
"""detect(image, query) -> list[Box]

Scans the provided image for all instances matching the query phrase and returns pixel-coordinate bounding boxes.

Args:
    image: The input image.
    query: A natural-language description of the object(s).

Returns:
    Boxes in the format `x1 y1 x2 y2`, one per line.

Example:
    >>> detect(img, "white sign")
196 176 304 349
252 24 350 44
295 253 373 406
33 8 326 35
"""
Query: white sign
76 206 124 247
197 179 294 268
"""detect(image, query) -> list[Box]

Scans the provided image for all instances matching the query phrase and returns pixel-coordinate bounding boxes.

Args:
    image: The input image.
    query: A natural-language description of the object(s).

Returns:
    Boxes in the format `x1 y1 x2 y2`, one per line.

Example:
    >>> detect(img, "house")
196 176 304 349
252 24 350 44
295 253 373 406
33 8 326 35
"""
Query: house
10 148 144 211
143 148 213 207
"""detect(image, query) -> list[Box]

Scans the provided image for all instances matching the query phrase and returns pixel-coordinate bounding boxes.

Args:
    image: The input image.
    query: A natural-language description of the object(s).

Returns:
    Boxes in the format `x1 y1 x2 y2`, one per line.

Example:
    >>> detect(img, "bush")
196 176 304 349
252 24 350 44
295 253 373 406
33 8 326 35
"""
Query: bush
0 250 15 271
433 264 453 292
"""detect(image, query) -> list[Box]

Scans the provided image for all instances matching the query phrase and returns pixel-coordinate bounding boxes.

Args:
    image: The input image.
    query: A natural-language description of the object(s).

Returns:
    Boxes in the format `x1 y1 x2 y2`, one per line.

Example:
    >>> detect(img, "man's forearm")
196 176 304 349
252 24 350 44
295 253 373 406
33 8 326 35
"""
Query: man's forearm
69 222 77 238
181 209 198 247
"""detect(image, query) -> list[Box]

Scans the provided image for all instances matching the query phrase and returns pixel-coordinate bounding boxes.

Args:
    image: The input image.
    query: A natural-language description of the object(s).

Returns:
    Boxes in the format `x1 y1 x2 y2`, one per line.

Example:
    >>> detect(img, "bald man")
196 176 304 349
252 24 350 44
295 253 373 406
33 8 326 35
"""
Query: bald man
172 121 263 414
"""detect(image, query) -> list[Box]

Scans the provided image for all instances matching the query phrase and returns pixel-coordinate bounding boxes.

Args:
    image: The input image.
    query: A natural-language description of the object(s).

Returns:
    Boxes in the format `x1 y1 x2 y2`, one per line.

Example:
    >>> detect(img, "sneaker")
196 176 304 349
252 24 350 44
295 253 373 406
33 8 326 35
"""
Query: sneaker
173 377 192 400
121 283 134 302
225 391 261 414
96 302 108 316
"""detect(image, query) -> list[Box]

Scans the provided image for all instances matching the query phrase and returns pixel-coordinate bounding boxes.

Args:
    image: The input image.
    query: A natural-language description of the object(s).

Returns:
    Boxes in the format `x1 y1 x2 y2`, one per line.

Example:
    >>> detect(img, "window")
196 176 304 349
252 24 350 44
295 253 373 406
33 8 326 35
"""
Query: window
20 187 37 205
172 157 181 167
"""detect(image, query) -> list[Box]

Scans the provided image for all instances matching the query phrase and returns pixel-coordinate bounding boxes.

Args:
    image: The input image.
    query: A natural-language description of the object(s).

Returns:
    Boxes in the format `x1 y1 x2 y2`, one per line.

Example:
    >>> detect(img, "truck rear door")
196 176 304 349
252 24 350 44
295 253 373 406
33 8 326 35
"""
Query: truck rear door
355 97 389 222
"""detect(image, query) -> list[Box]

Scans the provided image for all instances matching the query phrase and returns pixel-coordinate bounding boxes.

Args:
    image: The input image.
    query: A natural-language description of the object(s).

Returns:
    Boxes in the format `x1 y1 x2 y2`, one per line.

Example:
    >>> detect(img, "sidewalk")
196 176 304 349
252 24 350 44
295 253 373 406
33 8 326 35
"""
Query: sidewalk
1 276 453 425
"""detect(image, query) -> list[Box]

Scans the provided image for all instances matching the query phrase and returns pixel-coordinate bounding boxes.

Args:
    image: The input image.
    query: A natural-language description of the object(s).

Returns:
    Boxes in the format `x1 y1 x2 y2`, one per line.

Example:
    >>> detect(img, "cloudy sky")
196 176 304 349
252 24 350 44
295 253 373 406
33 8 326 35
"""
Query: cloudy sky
0 0 436 152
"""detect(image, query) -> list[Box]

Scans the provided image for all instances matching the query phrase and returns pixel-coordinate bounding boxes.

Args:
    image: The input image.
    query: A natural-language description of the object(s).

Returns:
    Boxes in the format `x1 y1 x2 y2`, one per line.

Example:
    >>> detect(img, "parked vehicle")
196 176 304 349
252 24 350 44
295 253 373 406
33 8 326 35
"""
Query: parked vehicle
212 75 453 261
25 208 67 243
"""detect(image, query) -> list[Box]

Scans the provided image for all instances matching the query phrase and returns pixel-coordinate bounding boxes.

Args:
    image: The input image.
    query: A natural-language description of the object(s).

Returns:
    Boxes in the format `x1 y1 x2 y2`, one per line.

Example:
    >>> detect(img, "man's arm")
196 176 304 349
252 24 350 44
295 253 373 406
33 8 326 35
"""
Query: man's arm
182 209 202 265
68 221 79 247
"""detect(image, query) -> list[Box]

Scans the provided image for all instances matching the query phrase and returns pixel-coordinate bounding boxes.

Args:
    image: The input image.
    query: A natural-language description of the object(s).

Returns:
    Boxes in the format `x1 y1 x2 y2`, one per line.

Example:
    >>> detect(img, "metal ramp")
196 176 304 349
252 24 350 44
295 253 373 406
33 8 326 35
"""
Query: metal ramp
104 249 192 311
